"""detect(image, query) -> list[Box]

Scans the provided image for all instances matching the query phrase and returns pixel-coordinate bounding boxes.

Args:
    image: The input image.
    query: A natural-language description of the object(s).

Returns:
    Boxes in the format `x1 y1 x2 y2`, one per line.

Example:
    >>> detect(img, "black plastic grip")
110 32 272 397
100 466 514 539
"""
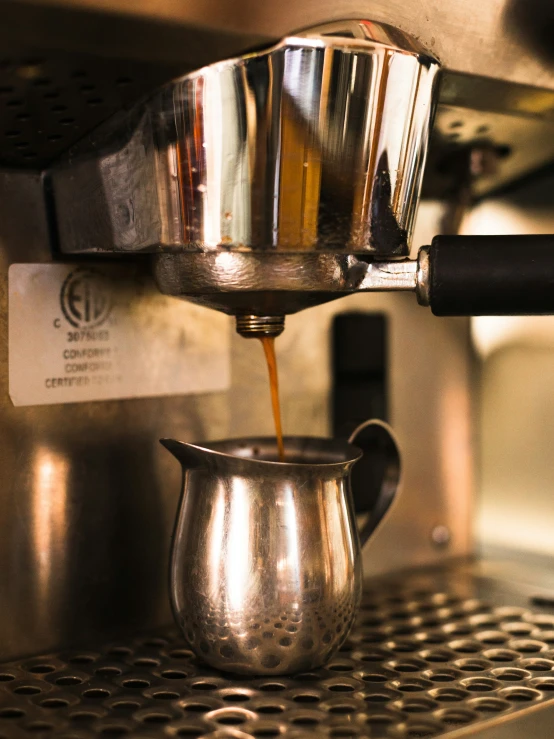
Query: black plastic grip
428 234 554 316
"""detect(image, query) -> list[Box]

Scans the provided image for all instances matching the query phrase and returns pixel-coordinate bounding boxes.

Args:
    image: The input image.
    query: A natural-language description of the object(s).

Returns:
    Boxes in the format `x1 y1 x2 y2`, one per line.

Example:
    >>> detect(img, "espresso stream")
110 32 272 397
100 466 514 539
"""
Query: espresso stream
260 337 285 462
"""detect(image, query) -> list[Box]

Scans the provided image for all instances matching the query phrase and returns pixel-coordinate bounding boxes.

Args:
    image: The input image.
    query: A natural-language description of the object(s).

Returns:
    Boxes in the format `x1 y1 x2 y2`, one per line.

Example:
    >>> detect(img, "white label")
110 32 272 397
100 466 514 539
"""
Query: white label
9 263 231 406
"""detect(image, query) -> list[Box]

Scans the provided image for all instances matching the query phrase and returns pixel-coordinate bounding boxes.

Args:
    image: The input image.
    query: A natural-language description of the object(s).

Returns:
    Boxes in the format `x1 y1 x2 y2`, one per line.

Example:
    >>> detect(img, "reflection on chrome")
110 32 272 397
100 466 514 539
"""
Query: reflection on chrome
53 21 439 265
226 478 252 612
206 483 226 601
282 483 301 592
32 448 69 622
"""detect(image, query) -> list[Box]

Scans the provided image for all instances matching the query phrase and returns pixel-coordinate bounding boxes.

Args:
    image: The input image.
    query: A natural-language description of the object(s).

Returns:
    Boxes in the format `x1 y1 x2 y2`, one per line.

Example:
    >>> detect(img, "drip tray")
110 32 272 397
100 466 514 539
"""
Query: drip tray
1 572 554 738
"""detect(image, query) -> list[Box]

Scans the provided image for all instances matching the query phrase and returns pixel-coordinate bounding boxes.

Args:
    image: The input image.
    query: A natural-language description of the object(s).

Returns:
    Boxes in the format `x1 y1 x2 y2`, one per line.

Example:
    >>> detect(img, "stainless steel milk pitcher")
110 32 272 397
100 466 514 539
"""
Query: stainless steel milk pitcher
161 420 400 675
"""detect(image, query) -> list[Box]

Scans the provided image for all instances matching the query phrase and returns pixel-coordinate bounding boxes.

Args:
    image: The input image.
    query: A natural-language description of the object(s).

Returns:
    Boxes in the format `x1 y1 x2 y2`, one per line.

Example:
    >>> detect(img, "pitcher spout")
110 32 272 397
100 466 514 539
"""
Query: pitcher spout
160 438 214 470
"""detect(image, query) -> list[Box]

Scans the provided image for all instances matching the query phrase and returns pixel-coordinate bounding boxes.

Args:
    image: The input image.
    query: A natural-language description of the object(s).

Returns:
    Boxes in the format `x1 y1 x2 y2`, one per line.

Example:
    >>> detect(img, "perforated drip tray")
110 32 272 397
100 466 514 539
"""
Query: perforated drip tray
1 572 554 738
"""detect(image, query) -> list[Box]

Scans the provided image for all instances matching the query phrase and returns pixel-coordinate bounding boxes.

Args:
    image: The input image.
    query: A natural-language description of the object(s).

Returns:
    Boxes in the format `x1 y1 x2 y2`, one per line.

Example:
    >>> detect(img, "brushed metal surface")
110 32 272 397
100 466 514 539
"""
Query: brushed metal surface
0 171 474 662
164 424 400 674
0 171 231 661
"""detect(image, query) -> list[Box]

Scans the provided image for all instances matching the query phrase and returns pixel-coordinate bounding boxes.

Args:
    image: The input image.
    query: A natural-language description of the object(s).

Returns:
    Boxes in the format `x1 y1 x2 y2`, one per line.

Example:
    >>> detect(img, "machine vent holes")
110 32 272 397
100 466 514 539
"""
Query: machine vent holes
468 697 511 713
290 716 320 726
222 692 251 702
518 658 554 671
121 679 148 689
0 49 178 168
82 688 110 699
141 712 171 723
438 708 477 725
55 676 82 686
27 665 55 674
499 687 541 702
423 669 459 682
428 687 468 702
13 685 42 695
161 670 187 680
212 711 249 725
531 678 554 691
460 677 499 692
0 707 25 718
492 668 529 681
256 704 285 713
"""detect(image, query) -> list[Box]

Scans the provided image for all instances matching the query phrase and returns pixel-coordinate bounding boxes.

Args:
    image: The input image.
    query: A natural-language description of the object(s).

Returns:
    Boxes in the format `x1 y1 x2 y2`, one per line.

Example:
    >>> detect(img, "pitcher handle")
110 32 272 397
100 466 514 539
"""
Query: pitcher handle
348 419 401 547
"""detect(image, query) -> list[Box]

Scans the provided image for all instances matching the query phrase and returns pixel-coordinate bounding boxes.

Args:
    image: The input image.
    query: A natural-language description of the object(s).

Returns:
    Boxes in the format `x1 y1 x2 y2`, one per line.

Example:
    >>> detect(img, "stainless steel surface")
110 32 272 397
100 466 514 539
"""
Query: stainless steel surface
153 253 420 319
0 171 233 662
0 171 474 662
163 422 400 674
52 20 439 262
0 564 553 738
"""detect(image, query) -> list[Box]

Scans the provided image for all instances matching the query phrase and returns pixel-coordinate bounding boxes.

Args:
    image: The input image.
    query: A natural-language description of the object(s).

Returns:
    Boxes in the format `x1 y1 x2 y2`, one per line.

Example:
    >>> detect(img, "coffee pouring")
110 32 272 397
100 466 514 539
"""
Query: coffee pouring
162 420 400 675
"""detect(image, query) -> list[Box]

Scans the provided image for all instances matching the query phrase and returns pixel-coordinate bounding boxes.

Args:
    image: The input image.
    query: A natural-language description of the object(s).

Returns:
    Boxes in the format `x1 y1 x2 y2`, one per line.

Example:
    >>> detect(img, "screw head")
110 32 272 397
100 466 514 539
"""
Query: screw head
431 525 451 548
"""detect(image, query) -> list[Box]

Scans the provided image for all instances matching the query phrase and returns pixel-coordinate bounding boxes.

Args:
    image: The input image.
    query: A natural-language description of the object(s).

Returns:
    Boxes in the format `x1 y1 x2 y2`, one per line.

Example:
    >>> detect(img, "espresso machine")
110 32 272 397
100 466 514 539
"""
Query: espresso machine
1 0 554 736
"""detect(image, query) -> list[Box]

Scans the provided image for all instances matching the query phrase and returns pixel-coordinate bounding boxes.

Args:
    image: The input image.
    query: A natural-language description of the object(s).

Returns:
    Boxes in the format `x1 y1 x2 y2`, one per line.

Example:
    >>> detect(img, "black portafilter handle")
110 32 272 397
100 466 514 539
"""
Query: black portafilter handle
423 235 554 316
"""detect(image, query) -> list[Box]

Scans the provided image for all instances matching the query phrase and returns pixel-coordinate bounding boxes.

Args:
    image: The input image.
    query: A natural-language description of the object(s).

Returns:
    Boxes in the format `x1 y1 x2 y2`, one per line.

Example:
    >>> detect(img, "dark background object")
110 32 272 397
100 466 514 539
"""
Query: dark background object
504 0 554 65
332 312 388 514
0 47 184 169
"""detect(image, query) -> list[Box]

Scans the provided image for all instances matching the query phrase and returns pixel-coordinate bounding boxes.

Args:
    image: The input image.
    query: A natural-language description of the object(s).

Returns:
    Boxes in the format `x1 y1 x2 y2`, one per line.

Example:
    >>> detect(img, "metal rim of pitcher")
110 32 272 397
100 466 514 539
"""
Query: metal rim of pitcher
160 435 363 469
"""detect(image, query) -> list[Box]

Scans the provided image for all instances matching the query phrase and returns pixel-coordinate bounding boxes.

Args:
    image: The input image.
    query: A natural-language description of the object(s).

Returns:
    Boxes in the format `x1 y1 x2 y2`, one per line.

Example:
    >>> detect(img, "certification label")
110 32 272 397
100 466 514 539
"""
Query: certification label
9 263 231 406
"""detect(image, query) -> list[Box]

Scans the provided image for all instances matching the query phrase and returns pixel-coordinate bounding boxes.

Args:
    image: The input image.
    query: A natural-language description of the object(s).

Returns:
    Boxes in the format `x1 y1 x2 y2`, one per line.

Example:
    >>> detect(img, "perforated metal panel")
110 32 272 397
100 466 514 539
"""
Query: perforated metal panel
0 47 182 169
0 584 553 738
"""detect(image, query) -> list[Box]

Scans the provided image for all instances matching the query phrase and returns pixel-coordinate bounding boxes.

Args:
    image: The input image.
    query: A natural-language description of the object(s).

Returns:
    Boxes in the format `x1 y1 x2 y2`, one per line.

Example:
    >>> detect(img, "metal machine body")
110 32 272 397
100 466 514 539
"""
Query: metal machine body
0 1 554 737
46 18 554 337
50 21 439 331
0 172 475 663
